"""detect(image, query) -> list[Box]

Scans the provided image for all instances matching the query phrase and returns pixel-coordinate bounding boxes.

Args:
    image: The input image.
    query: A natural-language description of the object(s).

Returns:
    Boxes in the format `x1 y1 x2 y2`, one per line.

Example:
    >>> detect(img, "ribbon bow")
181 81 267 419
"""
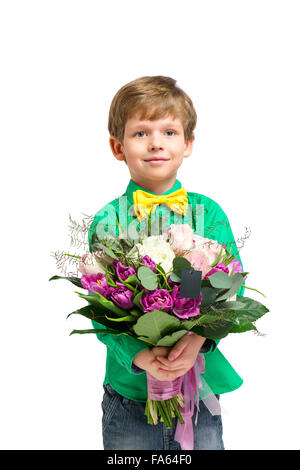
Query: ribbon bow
132 187 188 222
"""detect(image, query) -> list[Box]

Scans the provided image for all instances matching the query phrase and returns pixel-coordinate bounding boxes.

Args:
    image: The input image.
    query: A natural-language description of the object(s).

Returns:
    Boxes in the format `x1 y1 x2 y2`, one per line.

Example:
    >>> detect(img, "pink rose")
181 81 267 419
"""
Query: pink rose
192 235 226 266
183 249 211 277
168 223 194 254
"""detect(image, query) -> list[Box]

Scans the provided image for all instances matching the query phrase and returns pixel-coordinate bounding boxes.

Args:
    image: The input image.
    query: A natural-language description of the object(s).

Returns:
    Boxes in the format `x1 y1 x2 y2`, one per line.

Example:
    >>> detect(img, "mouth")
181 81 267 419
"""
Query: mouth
144 157 170 163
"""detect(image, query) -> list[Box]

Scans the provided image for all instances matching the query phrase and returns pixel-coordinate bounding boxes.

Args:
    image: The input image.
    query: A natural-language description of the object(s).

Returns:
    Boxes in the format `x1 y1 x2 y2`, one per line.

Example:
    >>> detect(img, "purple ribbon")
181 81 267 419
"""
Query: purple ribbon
147 354 221 450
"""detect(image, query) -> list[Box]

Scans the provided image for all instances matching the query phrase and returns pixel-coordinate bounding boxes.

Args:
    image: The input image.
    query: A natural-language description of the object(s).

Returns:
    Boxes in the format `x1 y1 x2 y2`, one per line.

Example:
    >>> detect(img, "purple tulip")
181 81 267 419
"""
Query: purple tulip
81 273 113 299
226 258 243 276
171 285 201 319
204 262 230 279
114 260 136 281
110 282 134 309
140 288 173 313
140 255 157 273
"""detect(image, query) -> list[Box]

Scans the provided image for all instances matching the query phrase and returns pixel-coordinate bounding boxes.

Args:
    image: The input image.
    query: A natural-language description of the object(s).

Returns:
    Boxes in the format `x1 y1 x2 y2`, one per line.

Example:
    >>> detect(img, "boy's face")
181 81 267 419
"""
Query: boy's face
110 114 194 188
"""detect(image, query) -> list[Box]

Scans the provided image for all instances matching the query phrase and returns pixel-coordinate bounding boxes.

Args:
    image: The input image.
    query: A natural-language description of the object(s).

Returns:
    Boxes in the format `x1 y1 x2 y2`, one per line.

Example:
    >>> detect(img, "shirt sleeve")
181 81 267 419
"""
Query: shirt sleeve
88 205 150 376
91 319 150 375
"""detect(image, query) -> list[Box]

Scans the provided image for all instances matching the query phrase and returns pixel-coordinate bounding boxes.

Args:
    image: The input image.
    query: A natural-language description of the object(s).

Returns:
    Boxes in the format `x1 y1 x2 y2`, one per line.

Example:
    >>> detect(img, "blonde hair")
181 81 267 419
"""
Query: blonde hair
108 76 197 144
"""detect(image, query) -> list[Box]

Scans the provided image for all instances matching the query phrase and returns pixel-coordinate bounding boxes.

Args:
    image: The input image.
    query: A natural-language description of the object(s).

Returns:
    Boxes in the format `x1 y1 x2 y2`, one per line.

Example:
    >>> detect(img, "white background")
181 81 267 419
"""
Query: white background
1 0 299 450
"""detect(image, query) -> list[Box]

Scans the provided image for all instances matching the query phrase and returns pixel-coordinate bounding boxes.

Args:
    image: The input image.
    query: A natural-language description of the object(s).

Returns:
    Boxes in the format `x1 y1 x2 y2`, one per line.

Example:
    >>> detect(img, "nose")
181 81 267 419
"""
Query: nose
148 131 164 151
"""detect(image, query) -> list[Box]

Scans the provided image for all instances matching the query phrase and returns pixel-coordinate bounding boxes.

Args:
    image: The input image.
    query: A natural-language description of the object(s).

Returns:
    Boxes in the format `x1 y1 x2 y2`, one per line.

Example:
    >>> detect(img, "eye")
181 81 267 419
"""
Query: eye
166 130 175 136
135 131 146 137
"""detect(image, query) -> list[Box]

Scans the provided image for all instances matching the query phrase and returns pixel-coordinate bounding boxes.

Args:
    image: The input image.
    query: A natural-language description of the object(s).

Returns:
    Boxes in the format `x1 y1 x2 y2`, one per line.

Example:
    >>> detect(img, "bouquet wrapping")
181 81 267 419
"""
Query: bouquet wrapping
50 221 268 450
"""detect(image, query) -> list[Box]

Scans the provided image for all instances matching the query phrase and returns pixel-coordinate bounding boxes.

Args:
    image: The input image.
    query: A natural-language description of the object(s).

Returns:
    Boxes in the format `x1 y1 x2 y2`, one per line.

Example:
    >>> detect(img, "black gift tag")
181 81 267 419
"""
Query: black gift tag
180 269 202 299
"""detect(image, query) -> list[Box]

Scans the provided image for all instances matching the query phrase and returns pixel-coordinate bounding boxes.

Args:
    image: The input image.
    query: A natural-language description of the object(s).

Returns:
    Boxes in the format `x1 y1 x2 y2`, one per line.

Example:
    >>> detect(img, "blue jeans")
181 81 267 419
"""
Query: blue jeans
102 384 224 450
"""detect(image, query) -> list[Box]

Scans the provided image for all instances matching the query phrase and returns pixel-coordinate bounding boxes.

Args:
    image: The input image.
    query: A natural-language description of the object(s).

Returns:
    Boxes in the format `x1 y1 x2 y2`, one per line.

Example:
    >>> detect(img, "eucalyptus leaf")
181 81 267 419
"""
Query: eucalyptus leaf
208 271 232 289
170 272 181 283
216 273 244 301
96 241 118 260
137 266 158 290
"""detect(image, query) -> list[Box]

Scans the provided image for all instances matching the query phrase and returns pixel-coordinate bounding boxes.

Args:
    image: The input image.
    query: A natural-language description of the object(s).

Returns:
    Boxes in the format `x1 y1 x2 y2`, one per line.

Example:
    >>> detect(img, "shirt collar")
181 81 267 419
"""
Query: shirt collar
125 178 182 204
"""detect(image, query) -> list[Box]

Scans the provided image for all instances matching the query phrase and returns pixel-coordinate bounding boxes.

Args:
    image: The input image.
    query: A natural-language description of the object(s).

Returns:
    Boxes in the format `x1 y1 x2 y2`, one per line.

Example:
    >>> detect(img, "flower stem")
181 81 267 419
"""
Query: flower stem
241 285 266 298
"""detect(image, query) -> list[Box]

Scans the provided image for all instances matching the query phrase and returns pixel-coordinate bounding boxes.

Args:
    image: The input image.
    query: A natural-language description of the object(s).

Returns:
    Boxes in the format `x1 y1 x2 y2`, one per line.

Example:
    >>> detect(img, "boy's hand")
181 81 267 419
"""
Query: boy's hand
151 333 206 380
133 346 175 381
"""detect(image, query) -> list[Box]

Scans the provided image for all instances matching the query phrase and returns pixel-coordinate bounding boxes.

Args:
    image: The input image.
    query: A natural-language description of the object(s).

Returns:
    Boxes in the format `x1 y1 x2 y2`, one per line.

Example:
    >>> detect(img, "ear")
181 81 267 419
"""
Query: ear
183 135 194 159
109 136 126 161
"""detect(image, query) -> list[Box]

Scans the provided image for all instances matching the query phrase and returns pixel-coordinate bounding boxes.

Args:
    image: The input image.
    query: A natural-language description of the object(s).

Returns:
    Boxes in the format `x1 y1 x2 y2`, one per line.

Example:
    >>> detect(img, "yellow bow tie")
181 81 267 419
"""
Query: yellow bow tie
132 187 188 222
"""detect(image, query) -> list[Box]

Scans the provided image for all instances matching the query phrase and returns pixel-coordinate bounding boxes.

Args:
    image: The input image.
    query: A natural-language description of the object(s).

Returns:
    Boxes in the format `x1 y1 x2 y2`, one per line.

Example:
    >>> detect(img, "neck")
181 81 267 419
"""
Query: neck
130 175 177 195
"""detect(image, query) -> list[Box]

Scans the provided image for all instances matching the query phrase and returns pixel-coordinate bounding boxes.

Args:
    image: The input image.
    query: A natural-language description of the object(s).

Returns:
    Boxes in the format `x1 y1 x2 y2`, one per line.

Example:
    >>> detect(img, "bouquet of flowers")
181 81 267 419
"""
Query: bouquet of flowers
50 222 268 449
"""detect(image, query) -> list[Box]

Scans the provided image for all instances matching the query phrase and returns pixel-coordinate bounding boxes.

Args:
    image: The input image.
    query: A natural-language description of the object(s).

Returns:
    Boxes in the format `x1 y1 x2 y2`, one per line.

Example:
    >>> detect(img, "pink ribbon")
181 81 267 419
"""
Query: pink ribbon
147 353 221 450
174 354 204 450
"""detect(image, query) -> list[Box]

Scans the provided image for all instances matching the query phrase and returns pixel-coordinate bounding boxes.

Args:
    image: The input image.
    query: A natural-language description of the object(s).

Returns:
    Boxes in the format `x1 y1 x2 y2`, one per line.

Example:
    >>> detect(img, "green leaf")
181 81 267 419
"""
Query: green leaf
122 274 139 285
210 247 225 268
197 314 221 325
76 291 127 318
191 320 234 340
216 300 245 310
229 319 257 333
66 304 127 331
208 271 232 289
70 328 131 336
133 309 181 345
136 336 157 346
172 257 192 278
137 266 158 290
200 287 217 307
235 296 269 320
105 314 136 322
105 273 117 287
156 330 187 347
49 275 83 288
133 289 144 309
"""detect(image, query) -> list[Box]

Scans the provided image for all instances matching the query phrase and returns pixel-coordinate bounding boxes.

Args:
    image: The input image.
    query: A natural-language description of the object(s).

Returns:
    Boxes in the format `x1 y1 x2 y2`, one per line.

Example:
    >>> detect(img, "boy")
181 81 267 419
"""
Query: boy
88 76 244 450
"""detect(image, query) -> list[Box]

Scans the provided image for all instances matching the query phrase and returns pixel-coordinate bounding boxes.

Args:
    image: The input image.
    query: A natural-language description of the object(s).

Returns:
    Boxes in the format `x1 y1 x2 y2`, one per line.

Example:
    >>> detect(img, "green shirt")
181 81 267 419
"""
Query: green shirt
88 178 244 402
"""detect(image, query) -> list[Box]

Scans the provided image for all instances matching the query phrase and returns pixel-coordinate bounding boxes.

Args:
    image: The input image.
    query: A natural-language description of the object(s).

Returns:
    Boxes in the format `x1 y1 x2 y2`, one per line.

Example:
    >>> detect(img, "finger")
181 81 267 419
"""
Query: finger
158 367 189 381
168 340 188 361
155 356 183 370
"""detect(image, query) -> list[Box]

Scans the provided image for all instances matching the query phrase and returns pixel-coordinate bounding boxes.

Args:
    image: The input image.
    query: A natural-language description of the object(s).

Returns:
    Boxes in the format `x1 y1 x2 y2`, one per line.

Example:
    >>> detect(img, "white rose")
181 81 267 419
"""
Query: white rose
141 235 176 274
78 252 105 275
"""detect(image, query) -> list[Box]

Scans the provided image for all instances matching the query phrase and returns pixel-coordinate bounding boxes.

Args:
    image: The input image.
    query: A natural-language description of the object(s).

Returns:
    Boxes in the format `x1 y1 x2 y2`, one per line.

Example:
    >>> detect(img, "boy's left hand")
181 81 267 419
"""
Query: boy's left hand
152 333 206 380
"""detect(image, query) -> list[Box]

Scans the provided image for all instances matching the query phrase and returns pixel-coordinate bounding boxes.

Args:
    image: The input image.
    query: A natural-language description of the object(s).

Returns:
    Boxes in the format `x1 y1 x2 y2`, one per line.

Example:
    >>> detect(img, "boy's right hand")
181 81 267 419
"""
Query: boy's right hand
133 347 172 381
